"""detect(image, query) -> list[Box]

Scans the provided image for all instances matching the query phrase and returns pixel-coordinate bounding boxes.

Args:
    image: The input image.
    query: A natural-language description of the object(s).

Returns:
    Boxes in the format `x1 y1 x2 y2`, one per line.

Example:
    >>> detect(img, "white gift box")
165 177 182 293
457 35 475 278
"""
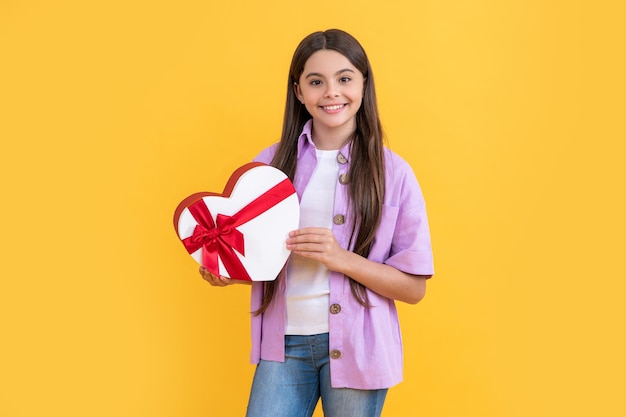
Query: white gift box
174 162 299 281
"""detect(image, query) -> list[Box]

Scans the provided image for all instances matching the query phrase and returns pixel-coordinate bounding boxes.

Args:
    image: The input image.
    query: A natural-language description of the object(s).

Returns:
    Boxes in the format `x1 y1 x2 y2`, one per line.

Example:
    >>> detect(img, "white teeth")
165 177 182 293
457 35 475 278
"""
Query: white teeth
323 104 344 111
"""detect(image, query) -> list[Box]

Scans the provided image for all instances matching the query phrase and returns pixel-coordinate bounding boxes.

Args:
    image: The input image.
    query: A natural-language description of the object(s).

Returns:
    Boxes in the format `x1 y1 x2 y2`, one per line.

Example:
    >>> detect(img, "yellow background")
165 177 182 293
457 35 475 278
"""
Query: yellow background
1 1 624 416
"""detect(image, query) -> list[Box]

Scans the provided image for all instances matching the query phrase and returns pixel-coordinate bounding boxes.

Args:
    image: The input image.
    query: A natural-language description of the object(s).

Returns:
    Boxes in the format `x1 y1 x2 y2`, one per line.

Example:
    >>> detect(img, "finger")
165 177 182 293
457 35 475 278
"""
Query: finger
209 274 226 286
199 267 228 286
288 230 328 242
199 266 212 282
289 227 331 238
215 276 233 286
207 277 222 286
287 240 315 249
288 241 330 253
288 235 334 247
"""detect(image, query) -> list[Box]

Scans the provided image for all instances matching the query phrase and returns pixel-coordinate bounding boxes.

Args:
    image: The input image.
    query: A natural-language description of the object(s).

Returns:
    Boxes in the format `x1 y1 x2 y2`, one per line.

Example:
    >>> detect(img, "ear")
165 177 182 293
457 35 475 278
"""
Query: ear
293 82 304 102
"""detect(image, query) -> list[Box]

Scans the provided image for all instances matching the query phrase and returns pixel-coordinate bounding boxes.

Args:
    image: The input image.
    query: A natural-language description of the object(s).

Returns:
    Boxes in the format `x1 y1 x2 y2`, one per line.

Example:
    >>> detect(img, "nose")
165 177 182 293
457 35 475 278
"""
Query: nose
324 81 340 98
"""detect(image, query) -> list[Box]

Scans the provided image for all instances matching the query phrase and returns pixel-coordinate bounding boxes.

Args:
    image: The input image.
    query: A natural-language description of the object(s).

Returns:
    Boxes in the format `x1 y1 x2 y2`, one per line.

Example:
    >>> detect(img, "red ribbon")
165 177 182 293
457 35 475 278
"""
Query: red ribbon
182 178 295 281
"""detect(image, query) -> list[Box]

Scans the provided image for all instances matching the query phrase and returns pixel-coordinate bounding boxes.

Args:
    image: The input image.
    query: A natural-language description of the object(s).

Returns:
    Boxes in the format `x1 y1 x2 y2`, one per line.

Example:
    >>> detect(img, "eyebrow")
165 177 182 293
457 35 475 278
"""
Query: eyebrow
304 68 355 79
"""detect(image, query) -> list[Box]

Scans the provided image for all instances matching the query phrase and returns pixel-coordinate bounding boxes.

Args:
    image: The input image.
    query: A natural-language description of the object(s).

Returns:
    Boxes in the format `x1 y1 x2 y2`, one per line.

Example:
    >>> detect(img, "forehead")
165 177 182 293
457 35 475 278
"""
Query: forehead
301 49 359 76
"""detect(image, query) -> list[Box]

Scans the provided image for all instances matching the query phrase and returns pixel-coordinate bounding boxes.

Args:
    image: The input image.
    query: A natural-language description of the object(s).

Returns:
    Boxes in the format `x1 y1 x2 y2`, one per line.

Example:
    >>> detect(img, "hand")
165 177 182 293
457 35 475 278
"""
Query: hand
198 266 235 287
286 227 349 272
287 227 428 304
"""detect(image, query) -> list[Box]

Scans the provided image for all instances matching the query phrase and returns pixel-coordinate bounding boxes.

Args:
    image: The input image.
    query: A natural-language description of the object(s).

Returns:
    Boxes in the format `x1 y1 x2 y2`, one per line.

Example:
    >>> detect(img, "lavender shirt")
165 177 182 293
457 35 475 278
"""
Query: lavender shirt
250 120 434 389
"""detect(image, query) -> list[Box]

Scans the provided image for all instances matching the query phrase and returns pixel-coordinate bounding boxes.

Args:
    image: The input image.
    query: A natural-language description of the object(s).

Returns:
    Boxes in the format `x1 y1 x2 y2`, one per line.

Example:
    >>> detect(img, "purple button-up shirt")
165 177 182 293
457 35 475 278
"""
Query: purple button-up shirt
250 120 434 389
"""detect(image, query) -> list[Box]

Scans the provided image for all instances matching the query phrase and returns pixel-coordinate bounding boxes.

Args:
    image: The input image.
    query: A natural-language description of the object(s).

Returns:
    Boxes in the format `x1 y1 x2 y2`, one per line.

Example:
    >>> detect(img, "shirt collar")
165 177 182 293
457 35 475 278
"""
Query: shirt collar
297 119 353 161
297 119 315 157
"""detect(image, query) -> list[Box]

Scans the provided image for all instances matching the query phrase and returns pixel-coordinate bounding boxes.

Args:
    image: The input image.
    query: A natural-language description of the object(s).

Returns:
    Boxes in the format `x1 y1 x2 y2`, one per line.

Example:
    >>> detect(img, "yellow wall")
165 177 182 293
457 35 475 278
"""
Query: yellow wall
1 1 624 416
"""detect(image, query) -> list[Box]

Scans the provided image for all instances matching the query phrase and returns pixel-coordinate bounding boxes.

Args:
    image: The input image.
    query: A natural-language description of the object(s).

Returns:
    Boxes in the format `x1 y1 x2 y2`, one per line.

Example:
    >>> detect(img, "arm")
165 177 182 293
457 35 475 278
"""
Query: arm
286 227 429 304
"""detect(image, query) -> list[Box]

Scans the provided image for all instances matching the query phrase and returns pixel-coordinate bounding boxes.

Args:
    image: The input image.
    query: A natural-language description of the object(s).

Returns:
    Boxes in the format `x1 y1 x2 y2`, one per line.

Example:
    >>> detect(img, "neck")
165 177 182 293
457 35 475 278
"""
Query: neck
311 121 356 150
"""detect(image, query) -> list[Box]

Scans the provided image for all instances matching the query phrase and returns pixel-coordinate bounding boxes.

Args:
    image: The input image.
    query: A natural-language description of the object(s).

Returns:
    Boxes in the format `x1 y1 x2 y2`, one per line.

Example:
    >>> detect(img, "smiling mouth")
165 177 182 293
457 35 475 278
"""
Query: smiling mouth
321 104 346 112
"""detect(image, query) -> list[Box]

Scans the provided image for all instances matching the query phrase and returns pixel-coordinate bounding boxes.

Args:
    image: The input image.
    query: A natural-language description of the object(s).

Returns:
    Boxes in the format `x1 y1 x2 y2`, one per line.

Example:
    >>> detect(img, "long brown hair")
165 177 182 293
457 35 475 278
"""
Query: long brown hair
256 29 386 314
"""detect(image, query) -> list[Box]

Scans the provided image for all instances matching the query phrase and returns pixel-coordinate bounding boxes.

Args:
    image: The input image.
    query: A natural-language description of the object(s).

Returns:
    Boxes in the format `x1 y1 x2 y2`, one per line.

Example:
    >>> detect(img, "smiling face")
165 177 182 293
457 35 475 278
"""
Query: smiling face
294 49 365 146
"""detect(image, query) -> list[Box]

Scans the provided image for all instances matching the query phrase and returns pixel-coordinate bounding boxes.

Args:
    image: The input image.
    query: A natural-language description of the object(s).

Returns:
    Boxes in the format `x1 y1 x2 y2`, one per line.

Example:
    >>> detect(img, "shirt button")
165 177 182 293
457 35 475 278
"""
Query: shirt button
338 173 349 184
329 304 341 314
330 349 342 359
333 214 345 225
337 153 348 164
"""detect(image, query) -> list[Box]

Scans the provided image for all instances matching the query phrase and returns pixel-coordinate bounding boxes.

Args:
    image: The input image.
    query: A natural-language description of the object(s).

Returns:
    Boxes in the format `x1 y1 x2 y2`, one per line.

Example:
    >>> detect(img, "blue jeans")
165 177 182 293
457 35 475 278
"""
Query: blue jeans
245 333 388 417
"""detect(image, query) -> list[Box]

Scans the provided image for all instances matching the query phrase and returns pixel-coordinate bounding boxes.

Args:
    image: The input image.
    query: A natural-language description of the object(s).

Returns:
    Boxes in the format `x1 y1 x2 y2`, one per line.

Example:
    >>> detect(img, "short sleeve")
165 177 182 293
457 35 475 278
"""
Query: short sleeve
253 144 278 165
379 151 434 276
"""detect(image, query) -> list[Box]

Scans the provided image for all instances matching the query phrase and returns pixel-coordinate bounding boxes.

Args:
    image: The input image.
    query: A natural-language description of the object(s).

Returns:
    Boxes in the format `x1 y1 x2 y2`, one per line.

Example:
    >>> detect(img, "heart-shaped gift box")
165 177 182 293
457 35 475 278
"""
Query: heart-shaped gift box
173 162 299 281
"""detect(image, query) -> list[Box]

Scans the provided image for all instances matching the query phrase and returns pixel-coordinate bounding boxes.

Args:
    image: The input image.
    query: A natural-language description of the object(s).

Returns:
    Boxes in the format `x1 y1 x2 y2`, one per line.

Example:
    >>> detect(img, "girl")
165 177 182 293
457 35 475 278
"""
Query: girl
200 29 434 417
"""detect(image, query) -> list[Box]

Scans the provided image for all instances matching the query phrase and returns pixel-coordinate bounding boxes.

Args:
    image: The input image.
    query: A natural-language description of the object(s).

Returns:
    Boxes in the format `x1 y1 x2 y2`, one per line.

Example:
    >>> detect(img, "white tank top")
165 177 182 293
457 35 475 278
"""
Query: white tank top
285 148 339 335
